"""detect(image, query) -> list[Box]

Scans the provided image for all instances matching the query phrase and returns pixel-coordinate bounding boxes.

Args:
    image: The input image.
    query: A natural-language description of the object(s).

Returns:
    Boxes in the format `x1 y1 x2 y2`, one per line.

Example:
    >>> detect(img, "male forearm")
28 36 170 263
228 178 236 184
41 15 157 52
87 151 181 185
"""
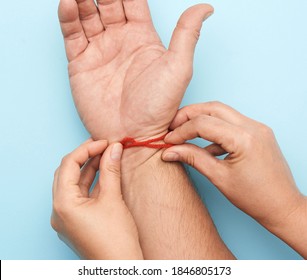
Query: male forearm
121 149 234 260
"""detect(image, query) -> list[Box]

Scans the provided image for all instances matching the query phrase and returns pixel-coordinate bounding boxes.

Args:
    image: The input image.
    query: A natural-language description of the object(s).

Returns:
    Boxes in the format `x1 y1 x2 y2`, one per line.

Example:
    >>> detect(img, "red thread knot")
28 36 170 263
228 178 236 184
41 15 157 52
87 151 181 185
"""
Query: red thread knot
121 133 173 149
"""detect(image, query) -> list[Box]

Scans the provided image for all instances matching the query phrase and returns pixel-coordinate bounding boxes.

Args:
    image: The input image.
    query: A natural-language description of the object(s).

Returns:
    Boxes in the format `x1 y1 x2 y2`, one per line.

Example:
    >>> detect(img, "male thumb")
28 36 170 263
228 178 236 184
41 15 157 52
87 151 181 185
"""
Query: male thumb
99 143 123 197
168 4 214 65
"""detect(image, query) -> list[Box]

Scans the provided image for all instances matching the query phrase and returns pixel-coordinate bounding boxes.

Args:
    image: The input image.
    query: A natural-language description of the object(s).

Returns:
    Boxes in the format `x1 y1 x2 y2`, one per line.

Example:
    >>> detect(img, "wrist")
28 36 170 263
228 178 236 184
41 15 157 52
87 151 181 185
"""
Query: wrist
120 131 170 173
120 148 180 208
281 195 307 232
264 194 307 258
263 193 306 231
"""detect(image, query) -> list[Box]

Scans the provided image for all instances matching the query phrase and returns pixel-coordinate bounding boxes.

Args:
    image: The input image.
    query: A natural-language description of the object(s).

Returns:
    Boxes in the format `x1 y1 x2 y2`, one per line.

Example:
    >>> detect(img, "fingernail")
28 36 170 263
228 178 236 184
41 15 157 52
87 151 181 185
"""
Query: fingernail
165 132 173 141
203 12 214 21
111 143 123 161
163 152 180 162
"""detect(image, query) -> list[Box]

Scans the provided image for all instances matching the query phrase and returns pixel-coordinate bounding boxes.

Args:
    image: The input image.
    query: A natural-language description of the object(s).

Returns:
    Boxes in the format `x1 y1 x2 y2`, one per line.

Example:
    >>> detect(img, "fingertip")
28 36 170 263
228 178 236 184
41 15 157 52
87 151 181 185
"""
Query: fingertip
110 143 123 162
162 143 193 162
99 140 109 151
98 143 122 176
80 140 108 161
164 131 173 143
164 129 186 145
98 139 108 145
122 0 153 23
169 108 189 131
58 0 65 16
98 143 122 197
200 3 215 15
84 137 94 144
58 0 77 22
88 139 108 149
168 4 214 77
193 3 214 15
169 121 177 131
203 11 214 22
162 150 180 162
180 3 214 26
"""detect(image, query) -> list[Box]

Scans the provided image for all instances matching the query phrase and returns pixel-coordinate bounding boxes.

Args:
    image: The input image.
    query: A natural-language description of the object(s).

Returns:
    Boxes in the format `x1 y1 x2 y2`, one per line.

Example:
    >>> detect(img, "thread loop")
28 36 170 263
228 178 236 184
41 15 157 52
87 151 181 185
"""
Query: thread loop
121 133 173 149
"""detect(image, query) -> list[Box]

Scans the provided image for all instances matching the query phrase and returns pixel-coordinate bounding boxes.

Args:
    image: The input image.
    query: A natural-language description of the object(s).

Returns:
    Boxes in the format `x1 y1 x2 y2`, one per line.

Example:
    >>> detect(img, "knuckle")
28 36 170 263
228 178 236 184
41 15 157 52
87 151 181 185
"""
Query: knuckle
242 131 255 150
54 168 59 179
193 115 206 126
183 66 193 83
176 125 188 142
52 201 61 215
241 123 276 153
207 101 224 109
259 123 275 138
207 101 226 112
52 201 68 218
205 101 230 118
50 216 59 232
106 164 121 178
60 154 71 166
189 116 207 137
51 200 73 233
174 64 193 84
175 22 200 42
185 152 196 168
224 133 240 153
191 29 201 41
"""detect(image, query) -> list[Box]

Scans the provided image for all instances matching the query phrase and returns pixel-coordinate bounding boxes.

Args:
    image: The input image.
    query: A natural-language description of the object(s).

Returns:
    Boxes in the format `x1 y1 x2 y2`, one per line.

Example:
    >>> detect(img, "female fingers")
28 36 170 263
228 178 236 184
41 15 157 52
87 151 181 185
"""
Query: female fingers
54 140 108 199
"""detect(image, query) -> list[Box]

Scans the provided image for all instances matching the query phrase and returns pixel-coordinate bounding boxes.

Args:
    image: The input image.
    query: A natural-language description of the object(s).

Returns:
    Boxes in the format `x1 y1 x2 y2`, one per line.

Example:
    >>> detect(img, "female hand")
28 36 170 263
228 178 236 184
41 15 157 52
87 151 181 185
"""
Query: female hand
51 139 143 259
162 102 307 258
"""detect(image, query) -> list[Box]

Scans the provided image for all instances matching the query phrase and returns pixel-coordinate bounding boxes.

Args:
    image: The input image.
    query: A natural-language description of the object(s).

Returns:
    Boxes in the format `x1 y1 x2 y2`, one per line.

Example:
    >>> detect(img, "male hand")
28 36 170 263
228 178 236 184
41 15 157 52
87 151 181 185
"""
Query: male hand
51 140 143 259
58 0 213 142
162 102 306 232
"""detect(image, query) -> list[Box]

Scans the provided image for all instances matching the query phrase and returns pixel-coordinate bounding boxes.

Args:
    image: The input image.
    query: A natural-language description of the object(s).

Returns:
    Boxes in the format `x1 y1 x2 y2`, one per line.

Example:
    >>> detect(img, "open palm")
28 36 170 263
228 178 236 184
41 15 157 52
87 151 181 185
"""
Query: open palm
59 0 213 141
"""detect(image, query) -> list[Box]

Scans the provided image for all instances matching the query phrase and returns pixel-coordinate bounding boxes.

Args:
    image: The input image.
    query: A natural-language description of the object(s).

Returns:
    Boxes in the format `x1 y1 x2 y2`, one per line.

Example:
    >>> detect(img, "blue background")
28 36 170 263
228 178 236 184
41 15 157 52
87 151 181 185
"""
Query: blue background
0 0 306 260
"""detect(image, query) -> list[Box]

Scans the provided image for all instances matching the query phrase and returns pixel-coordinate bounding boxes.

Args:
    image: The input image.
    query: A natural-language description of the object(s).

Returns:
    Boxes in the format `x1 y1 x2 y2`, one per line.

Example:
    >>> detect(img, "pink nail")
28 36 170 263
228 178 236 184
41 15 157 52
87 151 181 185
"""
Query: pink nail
111 143 123 161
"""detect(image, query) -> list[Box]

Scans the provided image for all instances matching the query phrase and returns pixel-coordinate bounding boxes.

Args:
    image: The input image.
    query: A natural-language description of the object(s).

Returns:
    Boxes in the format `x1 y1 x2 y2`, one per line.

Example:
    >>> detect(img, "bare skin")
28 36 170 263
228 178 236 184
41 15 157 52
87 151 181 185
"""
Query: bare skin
163 102 307 259
58 0 234 259
51 140 144 260
58 0 213 144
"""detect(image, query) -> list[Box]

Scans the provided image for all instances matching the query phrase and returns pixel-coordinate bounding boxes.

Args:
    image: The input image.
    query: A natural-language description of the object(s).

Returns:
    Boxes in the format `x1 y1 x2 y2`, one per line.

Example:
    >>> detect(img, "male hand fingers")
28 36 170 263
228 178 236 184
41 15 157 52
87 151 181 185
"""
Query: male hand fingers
168 4 213 67
97 0 126 28
76 0 104 38
98 143 123 198
123 0 153 23
58 0 88 61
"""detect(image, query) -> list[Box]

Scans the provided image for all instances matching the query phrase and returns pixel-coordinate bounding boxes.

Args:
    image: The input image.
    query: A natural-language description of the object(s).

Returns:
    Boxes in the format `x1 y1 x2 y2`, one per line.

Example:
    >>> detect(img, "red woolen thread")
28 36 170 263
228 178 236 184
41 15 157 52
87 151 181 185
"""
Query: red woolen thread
121 133 173 149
